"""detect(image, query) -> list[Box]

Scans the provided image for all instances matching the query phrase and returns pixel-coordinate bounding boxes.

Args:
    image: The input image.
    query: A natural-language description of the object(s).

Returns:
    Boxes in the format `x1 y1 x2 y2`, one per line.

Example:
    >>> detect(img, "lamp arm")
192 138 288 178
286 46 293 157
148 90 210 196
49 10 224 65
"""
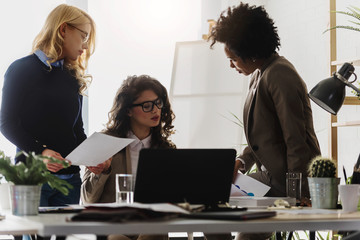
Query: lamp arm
335 72 360 94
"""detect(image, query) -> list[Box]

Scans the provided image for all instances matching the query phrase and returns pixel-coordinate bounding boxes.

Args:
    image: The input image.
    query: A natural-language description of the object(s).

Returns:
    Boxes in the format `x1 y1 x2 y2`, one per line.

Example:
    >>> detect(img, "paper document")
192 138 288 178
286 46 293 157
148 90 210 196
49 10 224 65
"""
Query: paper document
231 173 270 197
66 132 134 166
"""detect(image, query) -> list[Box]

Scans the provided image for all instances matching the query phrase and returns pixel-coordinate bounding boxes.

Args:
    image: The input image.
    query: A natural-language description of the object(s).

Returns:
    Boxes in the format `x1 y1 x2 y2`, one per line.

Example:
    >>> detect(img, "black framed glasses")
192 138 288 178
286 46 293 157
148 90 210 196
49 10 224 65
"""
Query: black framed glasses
67 23 89 43
131 98 164 112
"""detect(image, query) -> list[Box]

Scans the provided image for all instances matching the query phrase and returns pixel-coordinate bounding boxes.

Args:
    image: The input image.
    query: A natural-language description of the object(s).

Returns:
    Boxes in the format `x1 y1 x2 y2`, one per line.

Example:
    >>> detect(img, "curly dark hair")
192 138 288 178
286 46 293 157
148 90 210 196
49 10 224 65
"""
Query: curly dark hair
209 2 280 60
104 75 176 149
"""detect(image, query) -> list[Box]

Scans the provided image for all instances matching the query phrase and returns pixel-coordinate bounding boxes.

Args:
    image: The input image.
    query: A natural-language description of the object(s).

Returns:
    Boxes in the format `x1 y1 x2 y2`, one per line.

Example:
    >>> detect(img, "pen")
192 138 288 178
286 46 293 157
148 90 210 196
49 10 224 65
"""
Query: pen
235 184 247 194
343 166 347 184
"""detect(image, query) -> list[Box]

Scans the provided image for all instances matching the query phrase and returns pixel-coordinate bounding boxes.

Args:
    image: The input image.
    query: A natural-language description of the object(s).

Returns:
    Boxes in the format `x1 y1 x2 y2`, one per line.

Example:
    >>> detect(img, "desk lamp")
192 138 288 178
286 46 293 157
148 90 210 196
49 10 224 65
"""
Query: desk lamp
308 62 360 115
309 63 360 185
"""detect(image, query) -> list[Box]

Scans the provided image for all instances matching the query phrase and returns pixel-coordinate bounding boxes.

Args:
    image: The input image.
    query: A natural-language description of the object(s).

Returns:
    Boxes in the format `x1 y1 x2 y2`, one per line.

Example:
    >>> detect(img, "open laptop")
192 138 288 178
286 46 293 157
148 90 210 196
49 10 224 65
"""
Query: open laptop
134 148 276 220
134 148 236 207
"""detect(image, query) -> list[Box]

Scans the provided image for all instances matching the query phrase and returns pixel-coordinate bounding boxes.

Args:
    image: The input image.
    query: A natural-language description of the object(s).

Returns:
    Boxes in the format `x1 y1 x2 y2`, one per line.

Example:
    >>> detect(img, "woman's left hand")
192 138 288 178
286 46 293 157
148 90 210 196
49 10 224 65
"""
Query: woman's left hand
87 157 112 175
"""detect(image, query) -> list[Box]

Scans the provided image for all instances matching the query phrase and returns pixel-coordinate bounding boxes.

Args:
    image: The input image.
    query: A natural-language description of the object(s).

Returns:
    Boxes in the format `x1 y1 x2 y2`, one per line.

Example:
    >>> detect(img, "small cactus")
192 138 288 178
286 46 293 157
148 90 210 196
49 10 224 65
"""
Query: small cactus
308 156 336 178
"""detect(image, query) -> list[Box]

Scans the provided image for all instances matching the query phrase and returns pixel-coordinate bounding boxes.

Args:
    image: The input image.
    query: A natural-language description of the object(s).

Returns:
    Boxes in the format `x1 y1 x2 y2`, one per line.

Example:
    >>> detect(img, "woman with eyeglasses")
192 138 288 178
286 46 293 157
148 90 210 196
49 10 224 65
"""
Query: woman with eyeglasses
81 75 175 240
0 4 96 207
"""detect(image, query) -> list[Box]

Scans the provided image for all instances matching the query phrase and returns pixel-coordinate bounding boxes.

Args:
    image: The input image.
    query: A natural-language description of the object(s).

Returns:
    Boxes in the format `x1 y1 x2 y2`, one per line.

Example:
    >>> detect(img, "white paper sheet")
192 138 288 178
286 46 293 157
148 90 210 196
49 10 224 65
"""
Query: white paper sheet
230 173 271 197
65 132 134 166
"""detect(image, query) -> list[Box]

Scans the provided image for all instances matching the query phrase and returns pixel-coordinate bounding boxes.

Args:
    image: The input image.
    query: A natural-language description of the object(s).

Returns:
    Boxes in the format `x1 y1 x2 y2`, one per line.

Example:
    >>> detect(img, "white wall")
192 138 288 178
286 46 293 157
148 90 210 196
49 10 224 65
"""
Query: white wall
87 0 202 134
170 41 248 149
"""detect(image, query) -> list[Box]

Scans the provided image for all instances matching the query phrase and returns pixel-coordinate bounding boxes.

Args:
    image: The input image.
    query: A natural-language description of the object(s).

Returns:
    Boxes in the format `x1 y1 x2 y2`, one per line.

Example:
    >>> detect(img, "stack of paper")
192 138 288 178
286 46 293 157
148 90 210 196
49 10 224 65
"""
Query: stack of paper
230 196 296 207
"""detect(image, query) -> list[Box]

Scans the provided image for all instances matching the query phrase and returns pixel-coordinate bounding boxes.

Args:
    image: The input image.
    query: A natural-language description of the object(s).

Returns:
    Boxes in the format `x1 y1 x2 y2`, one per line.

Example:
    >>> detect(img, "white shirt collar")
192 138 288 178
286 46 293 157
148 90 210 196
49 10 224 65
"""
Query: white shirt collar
127 131 151 149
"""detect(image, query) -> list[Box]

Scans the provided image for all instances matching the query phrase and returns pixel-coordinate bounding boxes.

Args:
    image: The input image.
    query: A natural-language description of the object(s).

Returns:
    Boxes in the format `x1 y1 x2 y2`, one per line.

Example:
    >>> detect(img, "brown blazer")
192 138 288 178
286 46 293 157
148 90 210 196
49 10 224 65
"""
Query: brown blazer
81 148 131 204
240 54 320 198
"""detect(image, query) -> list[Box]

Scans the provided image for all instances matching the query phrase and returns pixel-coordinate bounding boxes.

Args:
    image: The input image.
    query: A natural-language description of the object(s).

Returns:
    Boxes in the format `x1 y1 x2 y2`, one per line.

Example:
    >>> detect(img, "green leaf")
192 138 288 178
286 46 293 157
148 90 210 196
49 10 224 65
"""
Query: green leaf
324 7 360 34
317 231 325 240
0 150 72 195
348 6 360 20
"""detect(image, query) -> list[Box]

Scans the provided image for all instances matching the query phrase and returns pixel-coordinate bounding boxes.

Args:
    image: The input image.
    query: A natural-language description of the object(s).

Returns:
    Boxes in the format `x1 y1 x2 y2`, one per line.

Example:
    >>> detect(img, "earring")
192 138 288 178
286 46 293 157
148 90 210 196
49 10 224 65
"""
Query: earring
252 58 256 63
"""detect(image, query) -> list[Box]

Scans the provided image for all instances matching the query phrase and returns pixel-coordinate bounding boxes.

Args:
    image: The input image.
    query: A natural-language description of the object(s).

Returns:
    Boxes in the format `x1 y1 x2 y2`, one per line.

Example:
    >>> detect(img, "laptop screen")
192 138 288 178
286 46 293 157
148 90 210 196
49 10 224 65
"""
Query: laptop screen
134 148 236 206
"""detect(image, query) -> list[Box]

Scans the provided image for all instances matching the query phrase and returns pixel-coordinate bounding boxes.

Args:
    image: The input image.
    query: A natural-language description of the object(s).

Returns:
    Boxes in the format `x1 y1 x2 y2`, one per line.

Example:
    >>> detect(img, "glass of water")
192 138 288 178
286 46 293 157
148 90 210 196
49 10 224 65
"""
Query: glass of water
286 172 302 205
115 174 134 204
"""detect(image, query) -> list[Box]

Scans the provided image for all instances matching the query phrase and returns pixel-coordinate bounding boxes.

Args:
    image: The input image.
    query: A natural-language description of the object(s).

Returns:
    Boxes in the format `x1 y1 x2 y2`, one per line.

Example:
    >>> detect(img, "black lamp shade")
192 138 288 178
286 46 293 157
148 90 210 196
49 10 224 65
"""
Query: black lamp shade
308 76 346 115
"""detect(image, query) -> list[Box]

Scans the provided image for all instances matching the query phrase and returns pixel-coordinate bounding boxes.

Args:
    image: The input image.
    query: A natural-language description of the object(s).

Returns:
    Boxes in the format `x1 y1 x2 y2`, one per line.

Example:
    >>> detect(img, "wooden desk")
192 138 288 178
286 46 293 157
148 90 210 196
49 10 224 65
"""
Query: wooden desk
2 209 360 237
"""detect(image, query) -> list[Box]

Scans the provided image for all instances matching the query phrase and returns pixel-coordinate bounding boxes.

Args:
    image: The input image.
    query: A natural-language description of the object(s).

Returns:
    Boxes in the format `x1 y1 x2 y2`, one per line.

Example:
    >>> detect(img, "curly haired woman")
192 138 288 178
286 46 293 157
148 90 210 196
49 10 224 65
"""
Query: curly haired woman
81 75 175 240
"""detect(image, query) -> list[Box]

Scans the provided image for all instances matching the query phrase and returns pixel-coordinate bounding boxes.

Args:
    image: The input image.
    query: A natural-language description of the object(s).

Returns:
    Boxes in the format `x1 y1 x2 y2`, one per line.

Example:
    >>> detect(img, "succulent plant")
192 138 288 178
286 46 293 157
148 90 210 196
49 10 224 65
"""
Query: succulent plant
308 156 337 178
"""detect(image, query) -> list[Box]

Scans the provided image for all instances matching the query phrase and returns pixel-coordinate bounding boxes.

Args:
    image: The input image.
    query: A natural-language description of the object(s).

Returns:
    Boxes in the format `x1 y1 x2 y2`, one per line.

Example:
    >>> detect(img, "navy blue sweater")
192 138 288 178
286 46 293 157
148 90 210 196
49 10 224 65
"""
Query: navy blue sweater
0 54 86 174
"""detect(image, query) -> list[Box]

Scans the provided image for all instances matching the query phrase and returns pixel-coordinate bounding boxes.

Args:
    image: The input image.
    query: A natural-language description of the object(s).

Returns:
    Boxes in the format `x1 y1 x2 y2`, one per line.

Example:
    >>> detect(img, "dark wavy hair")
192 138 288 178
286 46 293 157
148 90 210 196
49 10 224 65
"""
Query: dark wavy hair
104 75 176 149
209 2 280 60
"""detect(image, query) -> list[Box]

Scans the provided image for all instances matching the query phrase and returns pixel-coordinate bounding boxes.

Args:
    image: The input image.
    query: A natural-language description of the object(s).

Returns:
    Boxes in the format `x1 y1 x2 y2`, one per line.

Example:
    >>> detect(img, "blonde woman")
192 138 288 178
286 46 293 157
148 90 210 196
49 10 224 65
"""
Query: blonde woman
0 4 96 207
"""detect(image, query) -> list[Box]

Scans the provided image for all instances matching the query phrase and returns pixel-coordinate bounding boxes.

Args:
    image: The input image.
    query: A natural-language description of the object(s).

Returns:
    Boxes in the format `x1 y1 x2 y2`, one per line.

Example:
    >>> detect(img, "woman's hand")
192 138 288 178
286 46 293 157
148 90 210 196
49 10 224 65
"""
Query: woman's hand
42 149 69 173
87 157 113 175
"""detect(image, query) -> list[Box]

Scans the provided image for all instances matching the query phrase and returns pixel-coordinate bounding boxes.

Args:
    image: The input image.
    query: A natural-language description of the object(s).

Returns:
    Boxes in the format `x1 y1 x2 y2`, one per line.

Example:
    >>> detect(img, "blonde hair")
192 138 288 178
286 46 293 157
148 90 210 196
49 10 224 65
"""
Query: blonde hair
32 4 96 95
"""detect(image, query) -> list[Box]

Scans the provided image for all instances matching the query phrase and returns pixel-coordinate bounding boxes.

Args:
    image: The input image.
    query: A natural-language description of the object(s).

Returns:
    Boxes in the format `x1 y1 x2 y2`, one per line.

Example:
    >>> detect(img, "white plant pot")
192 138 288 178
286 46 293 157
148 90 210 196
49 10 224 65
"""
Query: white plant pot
0 182 11 210
10 185 41 216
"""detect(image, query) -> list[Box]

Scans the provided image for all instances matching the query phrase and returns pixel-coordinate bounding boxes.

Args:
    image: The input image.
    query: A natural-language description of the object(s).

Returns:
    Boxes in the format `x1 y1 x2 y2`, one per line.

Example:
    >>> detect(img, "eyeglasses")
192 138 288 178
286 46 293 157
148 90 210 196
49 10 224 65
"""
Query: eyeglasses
131 98 164 112
67 23 89 43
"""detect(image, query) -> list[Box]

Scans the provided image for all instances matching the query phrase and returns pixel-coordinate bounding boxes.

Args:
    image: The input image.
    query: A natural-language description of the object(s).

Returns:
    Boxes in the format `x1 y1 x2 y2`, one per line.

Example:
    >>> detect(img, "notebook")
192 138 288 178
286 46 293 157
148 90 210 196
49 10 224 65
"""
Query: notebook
134 148 236 206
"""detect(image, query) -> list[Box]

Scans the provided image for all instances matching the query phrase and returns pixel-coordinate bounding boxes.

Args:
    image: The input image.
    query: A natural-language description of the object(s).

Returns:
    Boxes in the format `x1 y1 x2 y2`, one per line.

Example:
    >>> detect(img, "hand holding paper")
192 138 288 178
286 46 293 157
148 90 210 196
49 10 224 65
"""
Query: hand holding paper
87 157 112 174
66 132 134 166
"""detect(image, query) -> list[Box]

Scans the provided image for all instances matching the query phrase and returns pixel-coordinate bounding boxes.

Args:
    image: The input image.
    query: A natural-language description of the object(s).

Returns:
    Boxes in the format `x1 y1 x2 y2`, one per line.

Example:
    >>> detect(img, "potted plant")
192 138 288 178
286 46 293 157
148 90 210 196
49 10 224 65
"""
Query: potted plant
0 150 73 215
308 156 340 209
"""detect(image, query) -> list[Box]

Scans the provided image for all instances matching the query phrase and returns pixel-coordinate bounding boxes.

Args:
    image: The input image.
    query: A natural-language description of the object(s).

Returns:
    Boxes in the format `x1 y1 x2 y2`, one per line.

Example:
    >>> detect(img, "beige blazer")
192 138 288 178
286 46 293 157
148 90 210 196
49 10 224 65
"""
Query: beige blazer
240 54 321 197
81 148 131 204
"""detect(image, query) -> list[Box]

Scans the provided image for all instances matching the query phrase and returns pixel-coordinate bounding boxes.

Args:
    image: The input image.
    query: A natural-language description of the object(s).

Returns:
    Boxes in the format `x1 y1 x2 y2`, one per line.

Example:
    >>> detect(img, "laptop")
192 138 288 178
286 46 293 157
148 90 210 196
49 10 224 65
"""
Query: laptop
134 148 236 207
134 148 276 220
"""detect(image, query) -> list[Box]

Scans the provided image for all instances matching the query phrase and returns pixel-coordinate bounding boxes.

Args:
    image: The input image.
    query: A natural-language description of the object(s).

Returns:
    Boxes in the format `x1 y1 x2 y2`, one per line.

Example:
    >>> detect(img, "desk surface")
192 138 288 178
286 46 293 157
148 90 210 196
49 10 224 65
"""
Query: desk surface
0 213 40 235
2 209 360 236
